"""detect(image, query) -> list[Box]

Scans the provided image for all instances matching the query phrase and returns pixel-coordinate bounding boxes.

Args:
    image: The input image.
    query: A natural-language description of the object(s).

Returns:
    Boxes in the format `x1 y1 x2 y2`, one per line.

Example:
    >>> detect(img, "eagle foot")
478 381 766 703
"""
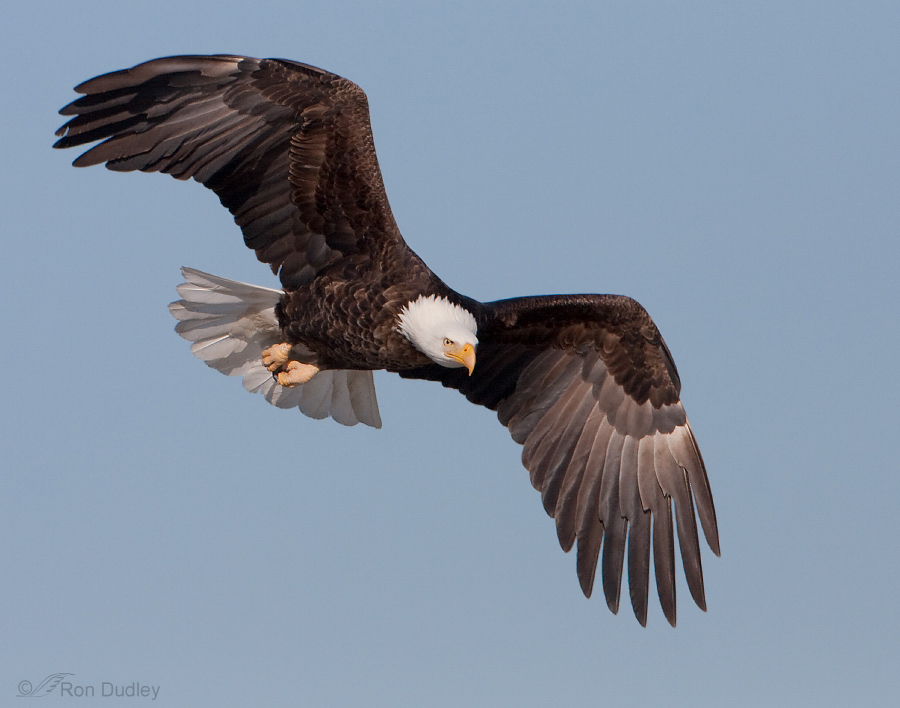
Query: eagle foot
262 343 293 372
261 343 319 387
276 360 320 388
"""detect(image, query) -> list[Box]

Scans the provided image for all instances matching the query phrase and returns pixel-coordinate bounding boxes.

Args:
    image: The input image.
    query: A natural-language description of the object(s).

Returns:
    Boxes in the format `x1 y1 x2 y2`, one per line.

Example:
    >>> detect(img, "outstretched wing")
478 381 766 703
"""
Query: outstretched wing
400 294 719 626
54 55 403 289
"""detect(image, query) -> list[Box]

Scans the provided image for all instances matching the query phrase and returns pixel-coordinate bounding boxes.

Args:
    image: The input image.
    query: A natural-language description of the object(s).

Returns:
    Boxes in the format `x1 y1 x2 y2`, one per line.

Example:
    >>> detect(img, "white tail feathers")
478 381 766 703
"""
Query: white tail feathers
168 267 382 428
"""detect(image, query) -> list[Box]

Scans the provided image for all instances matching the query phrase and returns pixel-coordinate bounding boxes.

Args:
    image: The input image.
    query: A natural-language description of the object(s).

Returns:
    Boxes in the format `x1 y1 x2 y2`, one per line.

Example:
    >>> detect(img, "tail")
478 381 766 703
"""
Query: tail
168 268 382 428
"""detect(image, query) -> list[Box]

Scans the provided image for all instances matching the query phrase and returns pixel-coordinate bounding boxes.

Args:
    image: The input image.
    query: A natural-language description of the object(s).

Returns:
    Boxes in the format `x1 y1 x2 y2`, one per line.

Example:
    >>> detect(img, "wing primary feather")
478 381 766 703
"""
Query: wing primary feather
655 433 706 610
576 520 604 599
574 419 615 597
574 421 614 542
601 516 627 615
599 431 626 614
653 497 677 627
641 437 677 626
667 421 720 556
627 510 652 627
619 435 650 626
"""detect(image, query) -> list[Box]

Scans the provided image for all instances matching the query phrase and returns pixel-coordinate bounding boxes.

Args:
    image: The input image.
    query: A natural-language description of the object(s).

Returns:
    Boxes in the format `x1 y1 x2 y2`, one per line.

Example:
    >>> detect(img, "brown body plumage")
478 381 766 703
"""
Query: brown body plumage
55 55 719 626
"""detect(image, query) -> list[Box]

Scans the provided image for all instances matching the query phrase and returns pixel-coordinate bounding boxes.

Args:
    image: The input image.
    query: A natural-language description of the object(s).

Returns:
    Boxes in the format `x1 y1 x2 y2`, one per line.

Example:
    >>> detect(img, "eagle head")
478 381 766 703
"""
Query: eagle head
395 295 478 375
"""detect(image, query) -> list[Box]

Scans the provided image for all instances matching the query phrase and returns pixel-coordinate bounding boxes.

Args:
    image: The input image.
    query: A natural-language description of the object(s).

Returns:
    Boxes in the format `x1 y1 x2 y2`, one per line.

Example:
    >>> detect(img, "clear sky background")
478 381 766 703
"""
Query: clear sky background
2 1 898 706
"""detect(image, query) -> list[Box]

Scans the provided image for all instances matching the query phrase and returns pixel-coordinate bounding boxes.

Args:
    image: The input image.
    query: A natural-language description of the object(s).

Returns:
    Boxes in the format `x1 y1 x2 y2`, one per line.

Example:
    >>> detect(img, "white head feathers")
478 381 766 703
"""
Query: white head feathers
395 295 478 368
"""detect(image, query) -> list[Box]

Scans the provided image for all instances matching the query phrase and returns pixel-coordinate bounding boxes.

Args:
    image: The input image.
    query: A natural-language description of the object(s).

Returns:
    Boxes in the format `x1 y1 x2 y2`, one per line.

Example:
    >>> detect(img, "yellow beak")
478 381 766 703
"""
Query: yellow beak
448 342 476 376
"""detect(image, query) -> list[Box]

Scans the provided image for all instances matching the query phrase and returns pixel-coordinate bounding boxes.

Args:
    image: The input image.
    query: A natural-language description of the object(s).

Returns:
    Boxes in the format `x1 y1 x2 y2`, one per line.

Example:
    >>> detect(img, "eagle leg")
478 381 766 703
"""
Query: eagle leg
276 360 319 387
261 343 320 387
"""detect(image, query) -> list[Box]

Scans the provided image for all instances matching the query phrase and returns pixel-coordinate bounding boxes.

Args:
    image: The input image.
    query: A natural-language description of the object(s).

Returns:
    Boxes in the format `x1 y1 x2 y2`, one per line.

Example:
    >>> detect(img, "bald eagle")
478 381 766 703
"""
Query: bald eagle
54 55 719 626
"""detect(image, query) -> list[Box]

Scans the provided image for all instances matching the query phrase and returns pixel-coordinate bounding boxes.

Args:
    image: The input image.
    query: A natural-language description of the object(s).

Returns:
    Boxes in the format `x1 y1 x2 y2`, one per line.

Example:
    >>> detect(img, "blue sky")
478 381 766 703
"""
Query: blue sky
2 1 899 705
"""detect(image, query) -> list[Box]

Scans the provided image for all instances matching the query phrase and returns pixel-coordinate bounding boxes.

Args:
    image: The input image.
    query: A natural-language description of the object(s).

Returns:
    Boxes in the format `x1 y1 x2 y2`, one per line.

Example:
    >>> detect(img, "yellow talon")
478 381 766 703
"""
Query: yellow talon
276 361 319 387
